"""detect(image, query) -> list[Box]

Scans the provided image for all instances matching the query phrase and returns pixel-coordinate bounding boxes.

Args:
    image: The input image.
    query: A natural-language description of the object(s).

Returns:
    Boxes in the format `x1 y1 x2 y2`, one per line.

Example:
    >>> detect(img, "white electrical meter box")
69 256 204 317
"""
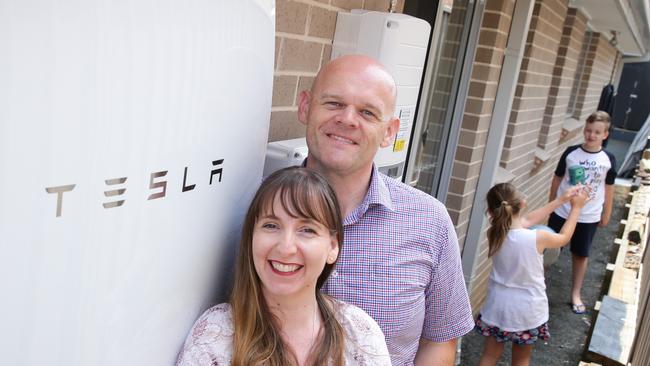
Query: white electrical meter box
263 138 309 178
332 10 430 180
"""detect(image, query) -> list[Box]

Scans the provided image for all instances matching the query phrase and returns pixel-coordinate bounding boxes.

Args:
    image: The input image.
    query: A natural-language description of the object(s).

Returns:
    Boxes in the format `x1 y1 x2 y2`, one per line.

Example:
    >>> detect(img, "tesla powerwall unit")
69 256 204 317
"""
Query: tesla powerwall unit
332 10 430 179
0 1 274 365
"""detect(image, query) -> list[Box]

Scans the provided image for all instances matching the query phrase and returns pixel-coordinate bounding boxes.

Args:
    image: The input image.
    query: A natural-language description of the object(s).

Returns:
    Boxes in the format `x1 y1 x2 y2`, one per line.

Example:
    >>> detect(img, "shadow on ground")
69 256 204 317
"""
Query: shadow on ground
460 184 629 365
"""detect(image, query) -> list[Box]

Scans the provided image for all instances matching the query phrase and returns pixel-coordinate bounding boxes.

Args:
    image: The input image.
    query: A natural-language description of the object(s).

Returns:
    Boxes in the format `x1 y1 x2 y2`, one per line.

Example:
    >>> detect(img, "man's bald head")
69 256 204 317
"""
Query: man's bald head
296 54 401 178
311 55 398 117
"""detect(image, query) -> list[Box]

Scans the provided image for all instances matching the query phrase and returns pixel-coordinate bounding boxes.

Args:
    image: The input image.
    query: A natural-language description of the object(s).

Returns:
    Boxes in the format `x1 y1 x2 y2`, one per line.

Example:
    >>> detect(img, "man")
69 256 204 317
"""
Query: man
297 55 474 365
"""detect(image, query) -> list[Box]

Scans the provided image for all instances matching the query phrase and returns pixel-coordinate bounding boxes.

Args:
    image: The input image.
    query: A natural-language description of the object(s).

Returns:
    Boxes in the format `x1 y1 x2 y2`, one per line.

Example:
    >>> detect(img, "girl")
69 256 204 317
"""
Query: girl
476 182 588 366
176 167 390 365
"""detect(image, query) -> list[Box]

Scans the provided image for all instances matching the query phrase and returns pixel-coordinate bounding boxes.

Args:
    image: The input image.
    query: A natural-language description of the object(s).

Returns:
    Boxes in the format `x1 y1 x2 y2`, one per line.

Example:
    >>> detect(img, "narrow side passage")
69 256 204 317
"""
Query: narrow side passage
460 183 629 365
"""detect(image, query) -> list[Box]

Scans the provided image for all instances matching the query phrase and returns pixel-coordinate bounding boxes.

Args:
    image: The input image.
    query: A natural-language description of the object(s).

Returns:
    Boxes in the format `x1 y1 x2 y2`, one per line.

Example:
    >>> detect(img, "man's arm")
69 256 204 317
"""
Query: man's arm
599 184 615 227
418 203 473 364
414 338 457 366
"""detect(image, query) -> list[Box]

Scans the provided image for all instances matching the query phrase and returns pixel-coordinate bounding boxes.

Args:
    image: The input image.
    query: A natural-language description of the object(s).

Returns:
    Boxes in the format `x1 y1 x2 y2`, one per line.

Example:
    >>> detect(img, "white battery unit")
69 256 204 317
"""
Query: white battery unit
0 1 274 365
263 138 309 178
332 10 430 180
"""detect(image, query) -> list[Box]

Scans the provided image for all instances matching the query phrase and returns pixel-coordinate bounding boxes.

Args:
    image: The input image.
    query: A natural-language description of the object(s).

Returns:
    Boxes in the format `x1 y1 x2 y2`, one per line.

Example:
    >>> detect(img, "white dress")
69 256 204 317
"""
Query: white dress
176 301 391 365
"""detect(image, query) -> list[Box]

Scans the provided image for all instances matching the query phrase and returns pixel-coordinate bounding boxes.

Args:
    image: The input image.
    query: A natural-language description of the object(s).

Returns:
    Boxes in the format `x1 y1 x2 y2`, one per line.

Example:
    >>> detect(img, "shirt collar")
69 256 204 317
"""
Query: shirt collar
301 158 394 219
344 165 394 225
366 164 394 210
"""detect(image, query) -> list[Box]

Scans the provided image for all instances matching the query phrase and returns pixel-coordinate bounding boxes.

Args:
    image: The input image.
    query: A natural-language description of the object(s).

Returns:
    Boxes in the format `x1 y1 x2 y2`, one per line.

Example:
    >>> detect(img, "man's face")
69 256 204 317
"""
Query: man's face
297 61 399 176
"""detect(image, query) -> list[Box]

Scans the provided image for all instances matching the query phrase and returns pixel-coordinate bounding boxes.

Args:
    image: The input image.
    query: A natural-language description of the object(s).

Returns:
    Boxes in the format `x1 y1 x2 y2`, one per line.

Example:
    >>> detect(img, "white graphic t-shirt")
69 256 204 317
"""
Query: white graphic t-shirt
553 144 616 223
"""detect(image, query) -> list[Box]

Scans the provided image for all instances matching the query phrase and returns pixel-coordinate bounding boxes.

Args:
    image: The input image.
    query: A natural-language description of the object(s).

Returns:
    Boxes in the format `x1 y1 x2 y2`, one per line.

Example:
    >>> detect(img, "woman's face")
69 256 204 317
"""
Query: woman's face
252 194 339 302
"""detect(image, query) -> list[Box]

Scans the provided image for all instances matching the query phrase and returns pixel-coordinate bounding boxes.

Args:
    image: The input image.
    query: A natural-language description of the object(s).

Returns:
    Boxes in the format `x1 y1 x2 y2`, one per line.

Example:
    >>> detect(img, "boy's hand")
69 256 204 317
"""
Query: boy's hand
570 187 589 208
599 217 609 227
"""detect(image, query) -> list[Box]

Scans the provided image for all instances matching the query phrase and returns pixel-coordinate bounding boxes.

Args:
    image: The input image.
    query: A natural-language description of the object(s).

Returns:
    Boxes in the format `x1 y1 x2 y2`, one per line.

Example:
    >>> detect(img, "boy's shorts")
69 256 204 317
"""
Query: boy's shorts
548 212 599 257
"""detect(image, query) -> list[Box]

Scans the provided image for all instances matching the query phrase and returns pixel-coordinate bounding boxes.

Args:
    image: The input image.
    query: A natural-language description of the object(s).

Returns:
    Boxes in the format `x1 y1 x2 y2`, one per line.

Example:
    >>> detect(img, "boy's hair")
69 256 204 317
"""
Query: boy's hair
486 183 523 257
586 110 611 129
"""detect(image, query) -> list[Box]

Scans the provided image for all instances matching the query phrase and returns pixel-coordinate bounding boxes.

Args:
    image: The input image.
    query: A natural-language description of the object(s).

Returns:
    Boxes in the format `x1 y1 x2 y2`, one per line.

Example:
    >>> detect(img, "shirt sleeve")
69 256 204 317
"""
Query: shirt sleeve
421 205 474 342
554 146 572 177
605 150 617 185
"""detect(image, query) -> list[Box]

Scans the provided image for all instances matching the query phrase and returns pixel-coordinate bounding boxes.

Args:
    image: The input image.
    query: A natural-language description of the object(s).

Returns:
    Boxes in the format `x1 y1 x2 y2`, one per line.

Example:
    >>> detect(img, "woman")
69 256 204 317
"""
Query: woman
176 167 390 365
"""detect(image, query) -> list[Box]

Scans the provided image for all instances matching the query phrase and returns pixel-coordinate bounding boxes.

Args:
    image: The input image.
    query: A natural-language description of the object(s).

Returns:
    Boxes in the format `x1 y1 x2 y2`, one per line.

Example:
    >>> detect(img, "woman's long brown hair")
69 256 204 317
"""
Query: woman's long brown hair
486 182 522 257
230 166 345 366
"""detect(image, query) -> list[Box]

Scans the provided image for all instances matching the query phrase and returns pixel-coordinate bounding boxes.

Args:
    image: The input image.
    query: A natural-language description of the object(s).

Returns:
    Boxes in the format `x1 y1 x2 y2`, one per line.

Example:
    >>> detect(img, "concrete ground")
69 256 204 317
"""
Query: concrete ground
460 182 630 365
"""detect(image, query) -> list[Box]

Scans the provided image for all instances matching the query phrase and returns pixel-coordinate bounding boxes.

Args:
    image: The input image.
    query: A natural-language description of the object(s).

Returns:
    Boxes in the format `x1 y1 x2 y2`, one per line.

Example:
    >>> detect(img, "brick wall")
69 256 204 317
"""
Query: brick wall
451 0 523 311
270 0 405 142
500 5 618 215
501 0 569 183
516 8 586 212
568 30 591 114
513 7 586 212
572 32 619 121
444 0 516 258
612 52 624 90
520 31 619 212
456 0 622 311
537 7 587 151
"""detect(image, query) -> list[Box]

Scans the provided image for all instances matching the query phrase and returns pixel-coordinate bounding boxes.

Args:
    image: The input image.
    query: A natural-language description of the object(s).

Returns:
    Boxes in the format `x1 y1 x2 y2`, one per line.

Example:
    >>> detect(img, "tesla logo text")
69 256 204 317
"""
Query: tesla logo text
45 159 224 217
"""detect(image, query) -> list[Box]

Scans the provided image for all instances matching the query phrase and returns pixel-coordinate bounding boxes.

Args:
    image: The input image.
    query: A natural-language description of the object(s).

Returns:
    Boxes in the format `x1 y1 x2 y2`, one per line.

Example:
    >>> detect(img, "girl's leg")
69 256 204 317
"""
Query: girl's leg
511 343 533 366
478 336 504 366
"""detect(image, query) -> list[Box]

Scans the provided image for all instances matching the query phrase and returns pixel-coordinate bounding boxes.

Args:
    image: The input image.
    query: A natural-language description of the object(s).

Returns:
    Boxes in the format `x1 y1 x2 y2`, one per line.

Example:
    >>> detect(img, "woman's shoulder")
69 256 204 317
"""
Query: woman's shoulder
193 303 234 339
201 302 233 318
332 299 391 365
191 303 233 332
335 300 382 334
175 303 234 366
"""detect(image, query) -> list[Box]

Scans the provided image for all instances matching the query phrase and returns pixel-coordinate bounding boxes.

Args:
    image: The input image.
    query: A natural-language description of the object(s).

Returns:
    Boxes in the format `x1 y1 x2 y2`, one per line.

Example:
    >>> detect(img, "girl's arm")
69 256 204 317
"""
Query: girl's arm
536 190 588 253
522 185 581 228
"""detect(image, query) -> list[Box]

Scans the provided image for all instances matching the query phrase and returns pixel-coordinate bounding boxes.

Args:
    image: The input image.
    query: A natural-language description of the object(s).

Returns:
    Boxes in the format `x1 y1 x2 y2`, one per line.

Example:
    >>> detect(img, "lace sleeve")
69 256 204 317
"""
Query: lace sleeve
175 303 234 366
339 303 392 365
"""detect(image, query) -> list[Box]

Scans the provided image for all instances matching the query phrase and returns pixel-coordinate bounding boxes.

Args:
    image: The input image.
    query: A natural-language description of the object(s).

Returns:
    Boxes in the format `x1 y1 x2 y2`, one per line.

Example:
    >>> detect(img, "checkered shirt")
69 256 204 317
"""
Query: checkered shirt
322 166 474 365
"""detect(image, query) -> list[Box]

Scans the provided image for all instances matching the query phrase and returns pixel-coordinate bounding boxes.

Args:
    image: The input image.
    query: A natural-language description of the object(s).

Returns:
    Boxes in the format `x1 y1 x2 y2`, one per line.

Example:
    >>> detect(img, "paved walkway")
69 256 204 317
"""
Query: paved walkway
460 183 630 365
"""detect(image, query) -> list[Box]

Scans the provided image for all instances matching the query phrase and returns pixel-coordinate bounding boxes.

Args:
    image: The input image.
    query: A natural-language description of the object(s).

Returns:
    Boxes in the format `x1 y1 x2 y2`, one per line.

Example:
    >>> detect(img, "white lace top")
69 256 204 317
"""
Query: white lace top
176 301 391 365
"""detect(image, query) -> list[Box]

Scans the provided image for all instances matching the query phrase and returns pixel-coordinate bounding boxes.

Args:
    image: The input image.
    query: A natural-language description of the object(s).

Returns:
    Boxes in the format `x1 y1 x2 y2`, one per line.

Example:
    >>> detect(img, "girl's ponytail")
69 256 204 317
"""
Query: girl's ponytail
486 183 522 257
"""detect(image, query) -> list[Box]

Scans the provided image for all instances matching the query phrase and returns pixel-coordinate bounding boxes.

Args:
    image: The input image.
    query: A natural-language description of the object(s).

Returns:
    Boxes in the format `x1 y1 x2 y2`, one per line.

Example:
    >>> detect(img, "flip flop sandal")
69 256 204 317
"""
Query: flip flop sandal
571 303 587 314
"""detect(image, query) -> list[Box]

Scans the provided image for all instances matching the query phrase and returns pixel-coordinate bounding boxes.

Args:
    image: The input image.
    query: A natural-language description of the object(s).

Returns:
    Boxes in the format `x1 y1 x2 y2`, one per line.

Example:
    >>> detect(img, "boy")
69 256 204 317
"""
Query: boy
548 111 616 314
